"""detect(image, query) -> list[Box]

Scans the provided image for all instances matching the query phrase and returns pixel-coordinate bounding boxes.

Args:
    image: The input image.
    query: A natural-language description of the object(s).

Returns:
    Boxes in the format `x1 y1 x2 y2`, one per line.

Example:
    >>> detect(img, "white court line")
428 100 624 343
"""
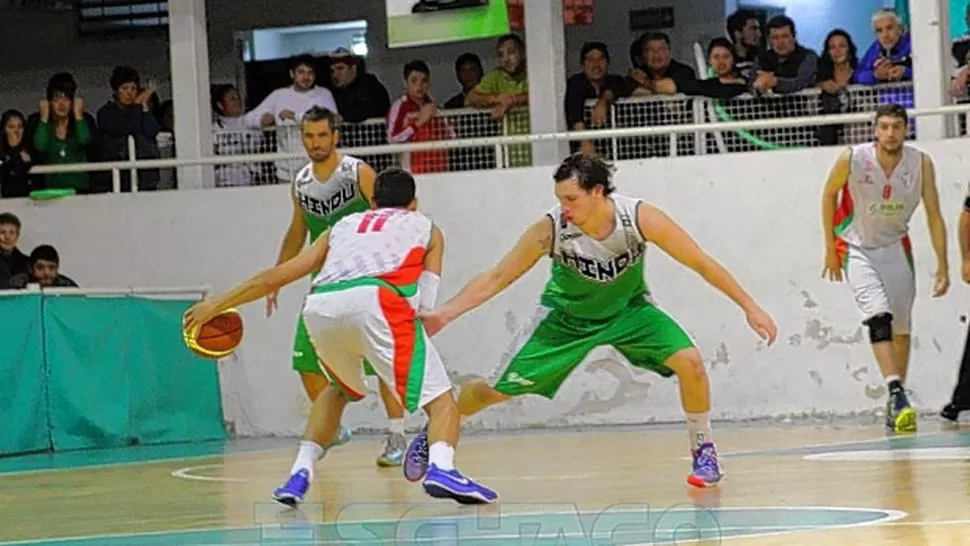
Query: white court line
0 506 909 546
170 463 601 484
677 430 956 461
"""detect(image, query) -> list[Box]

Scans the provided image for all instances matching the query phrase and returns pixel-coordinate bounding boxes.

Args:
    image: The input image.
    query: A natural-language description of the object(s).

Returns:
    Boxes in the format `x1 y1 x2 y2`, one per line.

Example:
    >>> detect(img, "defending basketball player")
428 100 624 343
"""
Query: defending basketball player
184 168 496 506
821 103 949 434
267 106 408 466
406 154 777 489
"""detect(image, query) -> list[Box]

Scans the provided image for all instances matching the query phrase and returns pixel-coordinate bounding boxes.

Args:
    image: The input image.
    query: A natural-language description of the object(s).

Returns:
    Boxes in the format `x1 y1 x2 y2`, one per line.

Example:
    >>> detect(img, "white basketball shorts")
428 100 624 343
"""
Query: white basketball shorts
301 280 452 412
839 236 915 335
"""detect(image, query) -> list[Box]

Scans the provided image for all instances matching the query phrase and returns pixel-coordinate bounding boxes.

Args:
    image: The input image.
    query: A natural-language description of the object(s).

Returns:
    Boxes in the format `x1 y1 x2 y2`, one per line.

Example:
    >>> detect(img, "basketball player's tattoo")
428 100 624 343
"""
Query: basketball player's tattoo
538 232 553 254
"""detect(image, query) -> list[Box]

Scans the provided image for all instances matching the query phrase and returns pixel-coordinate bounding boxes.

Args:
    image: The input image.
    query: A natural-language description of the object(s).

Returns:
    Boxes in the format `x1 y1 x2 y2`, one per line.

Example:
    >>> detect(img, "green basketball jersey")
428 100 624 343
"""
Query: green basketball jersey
293 155 370 244
539 193 650 321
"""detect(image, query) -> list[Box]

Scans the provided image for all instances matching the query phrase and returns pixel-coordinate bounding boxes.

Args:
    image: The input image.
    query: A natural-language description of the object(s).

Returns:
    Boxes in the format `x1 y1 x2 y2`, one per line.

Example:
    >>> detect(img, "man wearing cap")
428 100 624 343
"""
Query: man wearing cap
328 48 392 123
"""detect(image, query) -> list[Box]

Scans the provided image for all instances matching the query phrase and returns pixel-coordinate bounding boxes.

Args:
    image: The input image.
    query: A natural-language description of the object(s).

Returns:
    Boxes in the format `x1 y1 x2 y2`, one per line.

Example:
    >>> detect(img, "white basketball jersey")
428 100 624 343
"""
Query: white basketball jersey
835 143 923 248
313 208 433 301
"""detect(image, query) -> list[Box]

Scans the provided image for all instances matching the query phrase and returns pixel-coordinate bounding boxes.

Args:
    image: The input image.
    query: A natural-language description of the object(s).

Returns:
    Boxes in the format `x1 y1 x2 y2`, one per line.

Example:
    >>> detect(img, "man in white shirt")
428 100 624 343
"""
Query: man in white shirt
244 54 341 184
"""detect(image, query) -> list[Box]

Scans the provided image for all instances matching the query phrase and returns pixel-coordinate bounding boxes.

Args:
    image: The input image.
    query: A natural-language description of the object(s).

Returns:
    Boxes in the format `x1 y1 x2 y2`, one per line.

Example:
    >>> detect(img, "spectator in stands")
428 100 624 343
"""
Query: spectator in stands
212 84 259 187
701 38 751 99
97 66 161 192
0 212 29 287
750 16 818 95
952 4 970 98
244 54 339 184
466 33 531 167
627 32 698 96
856 8 912 85
564 42 629 155
816 29 860 145
726 9 762 79
6 244 78 289
0 110 32 198
327 48 391 123
444 53 484 109
386 60 453 173
33 74 95 194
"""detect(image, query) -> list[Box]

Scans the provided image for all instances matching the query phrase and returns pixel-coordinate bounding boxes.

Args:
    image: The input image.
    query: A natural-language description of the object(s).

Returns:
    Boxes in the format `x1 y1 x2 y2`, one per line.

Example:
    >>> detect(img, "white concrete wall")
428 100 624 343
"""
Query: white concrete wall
4 140 970 436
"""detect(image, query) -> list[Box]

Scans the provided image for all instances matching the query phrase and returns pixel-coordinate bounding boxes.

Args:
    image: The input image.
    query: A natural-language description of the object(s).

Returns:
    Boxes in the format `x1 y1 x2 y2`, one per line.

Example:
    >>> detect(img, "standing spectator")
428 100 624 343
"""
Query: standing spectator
444 53 484 109
725 9 762 79
564 42 629 155
856 8 912 85
816 29 860 145
750 16 818 95
96 66 161 192
0 212 29 287
466 34 531 167
327 48 391 123
0 110 32 198
212 84 260 187
386 61 453 174
6 244 78 289
244 54 339 184
33 77 94 194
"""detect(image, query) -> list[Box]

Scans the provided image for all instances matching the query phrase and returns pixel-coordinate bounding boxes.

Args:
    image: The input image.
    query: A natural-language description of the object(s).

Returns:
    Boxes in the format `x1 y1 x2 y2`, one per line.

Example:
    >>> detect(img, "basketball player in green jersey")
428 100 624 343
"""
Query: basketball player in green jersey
267 106 408 467
408 154 777 488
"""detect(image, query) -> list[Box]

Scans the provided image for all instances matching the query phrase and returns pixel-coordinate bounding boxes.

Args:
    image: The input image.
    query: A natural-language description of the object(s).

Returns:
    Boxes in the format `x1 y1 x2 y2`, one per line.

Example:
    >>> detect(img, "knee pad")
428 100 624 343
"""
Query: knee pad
863 312 893 343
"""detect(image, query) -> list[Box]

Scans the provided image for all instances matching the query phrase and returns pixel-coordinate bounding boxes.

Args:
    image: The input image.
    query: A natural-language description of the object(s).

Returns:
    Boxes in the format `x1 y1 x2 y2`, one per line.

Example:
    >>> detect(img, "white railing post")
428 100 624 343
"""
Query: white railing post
127 136 139 192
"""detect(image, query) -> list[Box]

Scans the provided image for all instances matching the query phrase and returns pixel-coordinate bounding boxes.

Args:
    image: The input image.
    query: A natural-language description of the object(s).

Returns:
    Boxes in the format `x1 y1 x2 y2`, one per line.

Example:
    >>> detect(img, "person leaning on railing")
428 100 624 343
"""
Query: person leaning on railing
3 244 77 290
817 29 860 146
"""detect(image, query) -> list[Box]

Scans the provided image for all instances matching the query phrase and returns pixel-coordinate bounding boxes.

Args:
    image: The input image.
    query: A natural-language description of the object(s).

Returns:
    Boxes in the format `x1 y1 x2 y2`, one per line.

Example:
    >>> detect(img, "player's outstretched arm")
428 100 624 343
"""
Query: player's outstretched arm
420 217 552 335
920 153 949 297
821 148 851 282
637 204 778 345
185 231 332 331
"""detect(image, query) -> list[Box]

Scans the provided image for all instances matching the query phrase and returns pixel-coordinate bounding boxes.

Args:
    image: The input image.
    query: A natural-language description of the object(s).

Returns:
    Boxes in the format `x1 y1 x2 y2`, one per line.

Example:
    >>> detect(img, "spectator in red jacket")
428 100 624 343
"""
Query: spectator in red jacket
386 60 454 174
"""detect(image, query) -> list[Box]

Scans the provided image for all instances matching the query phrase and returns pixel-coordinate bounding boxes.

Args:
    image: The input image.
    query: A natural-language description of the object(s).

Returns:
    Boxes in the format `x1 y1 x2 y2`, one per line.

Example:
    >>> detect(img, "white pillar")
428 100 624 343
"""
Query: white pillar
909 0 951 139
168 0 214 190
524 0 569 166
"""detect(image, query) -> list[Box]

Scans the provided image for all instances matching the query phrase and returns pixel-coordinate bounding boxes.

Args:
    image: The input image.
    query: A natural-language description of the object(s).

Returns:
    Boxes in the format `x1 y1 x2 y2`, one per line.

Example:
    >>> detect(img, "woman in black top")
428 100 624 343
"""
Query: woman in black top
0 110 32 198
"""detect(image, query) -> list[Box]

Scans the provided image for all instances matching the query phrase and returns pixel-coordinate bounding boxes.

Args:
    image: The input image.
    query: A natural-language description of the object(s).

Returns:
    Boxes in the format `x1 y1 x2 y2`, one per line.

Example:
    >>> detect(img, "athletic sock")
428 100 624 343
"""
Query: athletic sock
290 440 325 480
686 412 714 452
428 441 455 470
389 418 405 436
886 375 903 394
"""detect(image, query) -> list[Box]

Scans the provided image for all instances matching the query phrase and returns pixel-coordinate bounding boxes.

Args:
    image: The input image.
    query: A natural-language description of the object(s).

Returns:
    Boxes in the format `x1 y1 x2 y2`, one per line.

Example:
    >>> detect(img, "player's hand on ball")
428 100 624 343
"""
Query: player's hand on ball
745 306 778 346
932 268 950 298
183 299 221 333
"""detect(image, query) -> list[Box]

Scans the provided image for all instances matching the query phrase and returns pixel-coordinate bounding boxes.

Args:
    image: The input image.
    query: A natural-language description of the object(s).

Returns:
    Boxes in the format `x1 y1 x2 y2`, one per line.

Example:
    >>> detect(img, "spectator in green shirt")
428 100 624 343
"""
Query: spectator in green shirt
33 74 93 193
466 33 532 167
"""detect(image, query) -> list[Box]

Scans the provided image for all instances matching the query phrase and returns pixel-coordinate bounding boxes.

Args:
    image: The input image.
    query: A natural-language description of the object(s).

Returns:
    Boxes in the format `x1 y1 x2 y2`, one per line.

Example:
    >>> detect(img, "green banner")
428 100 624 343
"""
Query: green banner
0 293 50 455
387 0 510 49
43 295 227 451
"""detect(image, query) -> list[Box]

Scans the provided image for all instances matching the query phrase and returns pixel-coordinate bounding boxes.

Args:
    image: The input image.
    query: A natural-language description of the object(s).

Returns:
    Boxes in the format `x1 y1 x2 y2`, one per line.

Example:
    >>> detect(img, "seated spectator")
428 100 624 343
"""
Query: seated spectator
466 33 531 167
856 8 912 85
212 84 259 187
97 66 161 191
726 9 762 79
6 244 78 289
627 32 698 96
33 74 94 194
750 16 818 94
564 42 629 155
327 48 391 123
0 212 29 286
951 4 970 98
699 38 750 99
0 110 32 198
386 60 453 174
817 29 860 145
444 53 484 109
243 55 339 184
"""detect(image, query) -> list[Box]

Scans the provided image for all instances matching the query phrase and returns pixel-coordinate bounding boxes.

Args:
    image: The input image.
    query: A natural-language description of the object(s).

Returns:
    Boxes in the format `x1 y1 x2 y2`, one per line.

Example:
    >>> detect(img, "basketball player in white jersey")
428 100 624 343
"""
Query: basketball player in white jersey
408 154 777 489
267 106 408 467
184 168 497 506
821 103 949 434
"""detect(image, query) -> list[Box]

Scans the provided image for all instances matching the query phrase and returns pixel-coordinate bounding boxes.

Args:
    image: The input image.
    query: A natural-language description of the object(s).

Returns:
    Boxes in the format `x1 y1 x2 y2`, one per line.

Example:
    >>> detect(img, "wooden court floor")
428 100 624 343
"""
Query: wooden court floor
3 422 970 545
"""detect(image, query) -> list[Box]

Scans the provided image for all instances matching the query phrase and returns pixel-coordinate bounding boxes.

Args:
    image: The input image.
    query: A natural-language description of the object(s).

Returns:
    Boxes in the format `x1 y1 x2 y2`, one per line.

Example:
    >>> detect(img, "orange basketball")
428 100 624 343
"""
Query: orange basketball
184 308 243 359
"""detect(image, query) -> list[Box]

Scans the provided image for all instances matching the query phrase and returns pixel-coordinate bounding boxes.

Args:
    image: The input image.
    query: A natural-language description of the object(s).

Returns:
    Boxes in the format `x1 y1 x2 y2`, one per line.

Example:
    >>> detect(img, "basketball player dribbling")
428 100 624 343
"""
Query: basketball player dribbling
185 168 496 506
821 103 949 434
405 153 778 489
267 106 408 466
